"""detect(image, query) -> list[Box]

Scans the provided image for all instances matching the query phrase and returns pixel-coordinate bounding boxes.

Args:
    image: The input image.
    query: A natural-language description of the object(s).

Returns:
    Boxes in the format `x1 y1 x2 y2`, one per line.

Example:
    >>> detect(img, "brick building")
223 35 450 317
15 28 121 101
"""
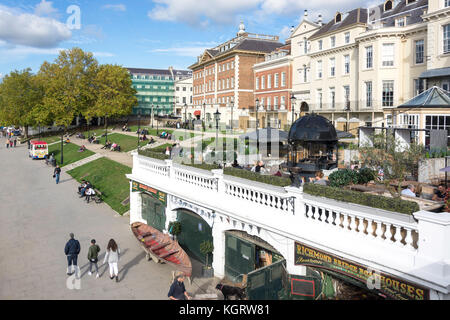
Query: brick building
188 22 284 130
253 43 293 130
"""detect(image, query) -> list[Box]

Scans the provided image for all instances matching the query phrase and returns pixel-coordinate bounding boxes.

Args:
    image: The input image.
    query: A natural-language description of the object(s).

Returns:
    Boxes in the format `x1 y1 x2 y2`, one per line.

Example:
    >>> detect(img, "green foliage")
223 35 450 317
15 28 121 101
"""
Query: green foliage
138 149 170 160
168 221 182 236
91 64 137 119
148 143 173 153
303 184 420 215
358 168 376 184
38 48 99 129
200 240 214 267
223 167 291 187
182 162 221 171
329 169 359 187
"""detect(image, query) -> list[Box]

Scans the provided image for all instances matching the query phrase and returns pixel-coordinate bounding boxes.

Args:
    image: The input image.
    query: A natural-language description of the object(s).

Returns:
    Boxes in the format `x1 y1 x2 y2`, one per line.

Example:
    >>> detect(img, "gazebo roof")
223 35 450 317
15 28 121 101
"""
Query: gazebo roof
397 86 450 109
288 114 338 143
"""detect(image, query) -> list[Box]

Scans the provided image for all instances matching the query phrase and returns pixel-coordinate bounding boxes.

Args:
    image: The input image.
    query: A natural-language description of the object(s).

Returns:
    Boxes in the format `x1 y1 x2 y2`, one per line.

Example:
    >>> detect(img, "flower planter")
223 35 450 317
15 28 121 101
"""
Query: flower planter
201 266 214 278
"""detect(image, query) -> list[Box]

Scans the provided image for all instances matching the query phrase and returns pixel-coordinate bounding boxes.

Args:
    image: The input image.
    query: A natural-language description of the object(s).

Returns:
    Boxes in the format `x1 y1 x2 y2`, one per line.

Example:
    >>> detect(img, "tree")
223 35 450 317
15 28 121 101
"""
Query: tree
0 69 44 138
38 48 99 130
359 132 425 197
90 64 137 121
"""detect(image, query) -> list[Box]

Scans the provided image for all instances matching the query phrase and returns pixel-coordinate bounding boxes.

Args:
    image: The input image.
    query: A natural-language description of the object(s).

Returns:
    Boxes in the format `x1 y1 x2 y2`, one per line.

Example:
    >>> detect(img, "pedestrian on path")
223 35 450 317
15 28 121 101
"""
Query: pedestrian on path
88 239 101 278
54 165 61 184
9 138 13 148
168 274 191 300
64 233 81 276
13 136 17 148
103 239 120 282
6 138 10 149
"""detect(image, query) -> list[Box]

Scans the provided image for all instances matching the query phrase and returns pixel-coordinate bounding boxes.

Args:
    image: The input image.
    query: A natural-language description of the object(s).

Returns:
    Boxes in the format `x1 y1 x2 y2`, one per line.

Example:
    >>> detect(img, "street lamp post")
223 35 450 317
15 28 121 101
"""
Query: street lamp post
137 110 141 151
203 102 206 132
184 103 188 140
290 94 297 126
255 98 260 147
230 97 234 132
151 105 154 128
156 106 159 135
214 109 221 152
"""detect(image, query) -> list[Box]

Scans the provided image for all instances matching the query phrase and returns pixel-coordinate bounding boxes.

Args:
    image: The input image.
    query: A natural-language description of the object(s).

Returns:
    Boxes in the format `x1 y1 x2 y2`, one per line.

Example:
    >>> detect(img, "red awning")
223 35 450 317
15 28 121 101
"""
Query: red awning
194 110 201 116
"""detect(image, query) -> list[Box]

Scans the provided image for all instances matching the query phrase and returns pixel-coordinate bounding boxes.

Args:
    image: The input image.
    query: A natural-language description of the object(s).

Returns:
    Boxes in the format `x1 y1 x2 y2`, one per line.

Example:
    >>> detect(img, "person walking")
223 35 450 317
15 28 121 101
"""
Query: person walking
168 274 191 300
103 239 120 282
6 138 10 149
64 233 81 276
88 239 101 278
54 165 61 184
9 138 13 148
13 135 17 148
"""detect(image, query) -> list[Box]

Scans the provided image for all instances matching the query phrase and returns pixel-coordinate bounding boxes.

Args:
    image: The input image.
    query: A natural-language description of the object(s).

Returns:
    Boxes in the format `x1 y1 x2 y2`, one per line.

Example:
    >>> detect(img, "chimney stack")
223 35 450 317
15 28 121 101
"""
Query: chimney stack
317 14 323 26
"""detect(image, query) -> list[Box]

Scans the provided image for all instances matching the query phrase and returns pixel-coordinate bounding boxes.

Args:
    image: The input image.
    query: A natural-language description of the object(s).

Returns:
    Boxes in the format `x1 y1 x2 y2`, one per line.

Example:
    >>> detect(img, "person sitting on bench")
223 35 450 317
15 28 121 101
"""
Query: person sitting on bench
122 124 128 132
111 143 121 152
92 136 99 144
102 140 112 149
80 181 92 198
88 135 95 143
85 187 96 203
148 137 155 145
64 138 71 144
78 180 87 194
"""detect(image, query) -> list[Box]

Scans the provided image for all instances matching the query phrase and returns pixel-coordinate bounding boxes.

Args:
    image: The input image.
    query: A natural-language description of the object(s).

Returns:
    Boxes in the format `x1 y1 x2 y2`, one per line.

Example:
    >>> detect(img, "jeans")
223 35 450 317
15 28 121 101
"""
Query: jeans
55 173 60 184
67 254 78 267
89 260 99 273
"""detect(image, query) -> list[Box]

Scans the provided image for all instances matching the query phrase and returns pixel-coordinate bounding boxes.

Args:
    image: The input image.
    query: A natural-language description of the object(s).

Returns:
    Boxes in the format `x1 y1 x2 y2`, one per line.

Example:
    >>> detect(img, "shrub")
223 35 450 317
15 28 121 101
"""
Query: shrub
303 183 419 215
148 143 173 153
329 169 359 187
358 168 376 185
181 162 221 171
223 167 291 187
138 149 170 160
168 221 182 236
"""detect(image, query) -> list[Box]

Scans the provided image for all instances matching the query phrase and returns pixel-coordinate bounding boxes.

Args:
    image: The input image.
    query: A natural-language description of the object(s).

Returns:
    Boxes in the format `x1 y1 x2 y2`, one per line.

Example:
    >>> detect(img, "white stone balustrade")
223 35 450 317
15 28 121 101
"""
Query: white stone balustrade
129 153 450 298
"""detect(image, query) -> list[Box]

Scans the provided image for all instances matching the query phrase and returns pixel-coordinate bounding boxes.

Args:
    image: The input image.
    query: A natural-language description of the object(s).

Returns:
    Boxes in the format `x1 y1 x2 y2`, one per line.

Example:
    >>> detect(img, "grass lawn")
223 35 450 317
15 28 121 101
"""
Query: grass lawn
40 136 62 144
97 133 148 152
48 142 95 167
67 157 131 215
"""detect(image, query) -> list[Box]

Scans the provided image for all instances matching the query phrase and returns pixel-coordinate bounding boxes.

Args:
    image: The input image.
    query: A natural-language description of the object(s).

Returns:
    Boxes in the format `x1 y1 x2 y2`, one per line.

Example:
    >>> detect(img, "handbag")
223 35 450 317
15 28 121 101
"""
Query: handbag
53 174 56 178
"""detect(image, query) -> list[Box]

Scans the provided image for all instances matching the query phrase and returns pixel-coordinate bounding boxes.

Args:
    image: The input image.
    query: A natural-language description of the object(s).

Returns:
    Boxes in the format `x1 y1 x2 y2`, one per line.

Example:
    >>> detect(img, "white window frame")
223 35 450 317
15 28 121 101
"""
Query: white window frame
331 36 336 48
382 43 395 67
365 81 373 108
267 74 272 89
444 24 450 54
382 80 395 107
344 55 350 74
256 77 259 90
366 46 373 69
274 73 279 88
330 58 336 77
281 72 286 87
345 32 350 44
261 76 265 89
317 60 323 79
330 88 336 109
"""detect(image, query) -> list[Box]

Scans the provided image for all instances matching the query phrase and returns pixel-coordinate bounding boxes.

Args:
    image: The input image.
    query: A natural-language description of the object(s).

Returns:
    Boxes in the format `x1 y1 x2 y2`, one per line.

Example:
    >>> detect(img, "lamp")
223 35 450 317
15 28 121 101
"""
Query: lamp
290 94 297 125
214 109 221 151
105 113 108 144
230 97 234 132
255 98 260 130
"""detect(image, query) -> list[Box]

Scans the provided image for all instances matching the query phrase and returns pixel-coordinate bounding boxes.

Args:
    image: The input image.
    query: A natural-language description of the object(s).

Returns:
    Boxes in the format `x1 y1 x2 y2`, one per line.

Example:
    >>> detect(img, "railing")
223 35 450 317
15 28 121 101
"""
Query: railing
137 156 169 177
303 197 419 250
173 164 217 191
223 176 294 215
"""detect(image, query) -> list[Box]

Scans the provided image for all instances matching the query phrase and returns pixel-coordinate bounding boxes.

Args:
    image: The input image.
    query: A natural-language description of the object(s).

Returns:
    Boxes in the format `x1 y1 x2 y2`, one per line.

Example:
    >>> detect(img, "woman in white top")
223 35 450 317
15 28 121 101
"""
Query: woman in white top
103 239 120 282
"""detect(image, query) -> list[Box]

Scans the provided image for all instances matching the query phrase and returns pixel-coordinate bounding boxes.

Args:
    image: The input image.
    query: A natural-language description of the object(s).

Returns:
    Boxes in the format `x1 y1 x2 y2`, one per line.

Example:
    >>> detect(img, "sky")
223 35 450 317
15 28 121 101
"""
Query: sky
0 0 375 81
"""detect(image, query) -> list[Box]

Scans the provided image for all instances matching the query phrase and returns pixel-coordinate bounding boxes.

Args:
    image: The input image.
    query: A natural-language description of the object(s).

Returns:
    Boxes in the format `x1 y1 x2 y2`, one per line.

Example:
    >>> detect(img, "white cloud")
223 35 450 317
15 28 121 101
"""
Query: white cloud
102 4 127 12
148 0 261 26
34 0 58 17
0 4 71 48
279 26 292 40
148 0 368 28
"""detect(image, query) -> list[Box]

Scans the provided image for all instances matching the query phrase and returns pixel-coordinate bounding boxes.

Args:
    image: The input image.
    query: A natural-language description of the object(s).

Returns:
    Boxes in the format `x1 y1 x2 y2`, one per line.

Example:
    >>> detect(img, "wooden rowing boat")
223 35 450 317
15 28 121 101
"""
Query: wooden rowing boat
131 222 192 277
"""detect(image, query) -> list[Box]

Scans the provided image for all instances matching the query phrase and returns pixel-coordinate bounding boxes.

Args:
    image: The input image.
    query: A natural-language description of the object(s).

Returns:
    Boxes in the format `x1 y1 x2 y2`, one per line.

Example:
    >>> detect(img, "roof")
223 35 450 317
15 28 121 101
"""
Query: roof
310 8 367 39
31 141 48 145
419 67 450 79
368 0 428 28
288 114 338 142
190 36 284 69
127 68 192 76
397 86 450 108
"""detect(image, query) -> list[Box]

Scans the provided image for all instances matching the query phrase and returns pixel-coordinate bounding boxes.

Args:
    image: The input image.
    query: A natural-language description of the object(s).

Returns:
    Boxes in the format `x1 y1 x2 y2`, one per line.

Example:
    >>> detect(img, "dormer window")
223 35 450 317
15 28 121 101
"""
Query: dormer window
396 17 406 27
406 0 416 4
384 0 393 11
335 12 342 23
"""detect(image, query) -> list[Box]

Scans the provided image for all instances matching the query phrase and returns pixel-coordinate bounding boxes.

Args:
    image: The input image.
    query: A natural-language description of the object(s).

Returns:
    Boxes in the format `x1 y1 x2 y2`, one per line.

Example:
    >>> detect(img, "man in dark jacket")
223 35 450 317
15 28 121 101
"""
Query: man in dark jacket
65 233 81 276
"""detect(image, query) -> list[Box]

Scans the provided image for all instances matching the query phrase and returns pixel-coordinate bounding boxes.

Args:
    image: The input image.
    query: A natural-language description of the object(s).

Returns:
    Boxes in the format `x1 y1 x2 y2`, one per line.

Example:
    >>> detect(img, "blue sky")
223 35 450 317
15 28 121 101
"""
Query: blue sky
0 0 368 80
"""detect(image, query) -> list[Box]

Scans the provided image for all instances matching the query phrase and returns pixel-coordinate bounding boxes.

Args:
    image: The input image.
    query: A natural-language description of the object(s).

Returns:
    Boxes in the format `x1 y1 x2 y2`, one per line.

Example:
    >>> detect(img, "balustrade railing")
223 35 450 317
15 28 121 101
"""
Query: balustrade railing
137 156 169 177
224 177 294 214
303 197 419 250
173 165 217 191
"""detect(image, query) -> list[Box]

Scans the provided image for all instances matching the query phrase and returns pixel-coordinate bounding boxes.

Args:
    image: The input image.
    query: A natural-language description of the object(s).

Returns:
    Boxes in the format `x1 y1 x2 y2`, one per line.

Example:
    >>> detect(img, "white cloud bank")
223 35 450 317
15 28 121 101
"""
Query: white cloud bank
0 4 71 48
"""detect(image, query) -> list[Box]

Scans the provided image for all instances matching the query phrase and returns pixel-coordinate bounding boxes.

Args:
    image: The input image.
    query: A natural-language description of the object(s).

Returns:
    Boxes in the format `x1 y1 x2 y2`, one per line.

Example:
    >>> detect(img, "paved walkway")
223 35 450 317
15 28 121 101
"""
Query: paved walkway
0 139 219 300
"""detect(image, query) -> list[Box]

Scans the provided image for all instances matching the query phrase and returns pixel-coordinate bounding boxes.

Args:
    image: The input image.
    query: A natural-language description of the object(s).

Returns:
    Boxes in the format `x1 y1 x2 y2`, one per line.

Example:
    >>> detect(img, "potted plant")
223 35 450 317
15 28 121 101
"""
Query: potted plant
168 221 181 240
200 240 214 278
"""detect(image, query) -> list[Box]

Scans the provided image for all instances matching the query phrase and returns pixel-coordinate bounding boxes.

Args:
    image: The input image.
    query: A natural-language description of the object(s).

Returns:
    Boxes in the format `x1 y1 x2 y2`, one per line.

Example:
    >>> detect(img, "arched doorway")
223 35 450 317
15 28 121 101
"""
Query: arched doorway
175 209 213 265
300 102 309 117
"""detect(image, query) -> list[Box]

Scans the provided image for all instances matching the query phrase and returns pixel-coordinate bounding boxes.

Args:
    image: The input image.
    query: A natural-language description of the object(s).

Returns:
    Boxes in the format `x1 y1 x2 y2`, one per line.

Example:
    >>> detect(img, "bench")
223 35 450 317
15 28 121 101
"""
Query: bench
92 188 103 204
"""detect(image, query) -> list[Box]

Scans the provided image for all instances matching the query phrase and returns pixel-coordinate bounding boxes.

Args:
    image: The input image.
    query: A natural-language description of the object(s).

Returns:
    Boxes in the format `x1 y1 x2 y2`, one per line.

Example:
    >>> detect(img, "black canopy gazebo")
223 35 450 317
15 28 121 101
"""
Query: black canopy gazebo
286 114 339 176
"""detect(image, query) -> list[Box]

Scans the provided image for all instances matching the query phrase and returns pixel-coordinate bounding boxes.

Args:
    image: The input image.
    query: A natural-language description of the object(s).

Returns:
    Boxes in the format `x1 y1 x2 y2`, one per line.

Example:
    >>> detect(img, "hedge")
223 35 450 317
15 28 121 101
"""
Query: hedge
223 167 291 187
303 183 420 215
181 162 221 171
138 149 170 160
